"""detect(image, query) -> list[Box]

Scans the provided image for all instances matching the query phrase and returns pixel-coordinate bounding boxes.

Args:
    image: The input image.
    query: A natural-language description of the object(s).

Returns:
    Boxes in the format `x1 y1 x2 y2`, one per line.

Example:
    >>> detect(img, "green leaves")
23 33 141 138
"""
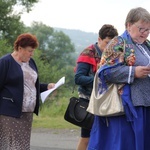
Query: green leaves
29 22 76 87
0 0 39 45
0 39 12 57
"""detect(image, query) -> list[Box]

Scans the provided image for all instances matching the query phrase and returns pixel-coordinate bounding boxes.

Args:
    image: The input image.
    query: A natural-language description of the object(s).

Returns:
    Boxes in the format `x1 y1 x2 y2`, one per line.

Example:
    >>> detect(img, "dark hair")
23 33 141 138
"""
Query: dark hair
14 33 39 51
99 24 118 39
125 7 150 28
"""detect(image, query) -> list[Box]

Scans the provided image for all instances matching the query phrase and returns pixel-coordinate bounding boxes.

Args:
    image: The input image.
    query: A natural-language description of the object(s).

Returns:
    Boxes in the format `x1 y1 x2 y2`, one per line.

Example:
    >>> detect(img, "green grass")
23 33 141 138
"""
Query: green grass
32 90 79 129
32 115 78 129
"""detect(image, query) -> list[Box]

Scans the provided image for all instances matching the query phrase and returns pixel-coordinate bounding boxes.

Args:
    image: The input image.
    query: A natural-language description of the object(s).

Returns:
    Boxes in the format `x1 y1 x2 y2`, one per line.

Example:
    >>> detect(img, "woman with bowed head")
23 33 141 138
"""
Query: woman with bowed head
0 33 55 150
75 24 118 150
88 7 150 150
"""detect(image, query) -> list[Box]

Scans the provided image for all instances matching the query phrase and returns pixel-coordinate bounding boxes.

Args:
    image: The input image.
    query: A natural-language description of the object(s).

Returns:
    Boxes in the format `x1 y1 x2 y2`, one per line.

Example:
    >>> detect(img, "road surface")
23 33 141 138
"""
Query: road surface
31 128 80 150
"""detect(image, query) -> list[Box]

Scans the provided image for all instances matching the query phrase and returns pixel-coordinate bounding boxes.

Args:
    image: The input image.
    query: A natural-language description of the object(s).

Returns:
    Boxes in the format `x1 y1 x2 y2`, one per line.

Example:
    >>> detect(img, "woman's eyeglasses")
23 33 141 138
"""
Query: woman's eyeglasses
134 24 150 34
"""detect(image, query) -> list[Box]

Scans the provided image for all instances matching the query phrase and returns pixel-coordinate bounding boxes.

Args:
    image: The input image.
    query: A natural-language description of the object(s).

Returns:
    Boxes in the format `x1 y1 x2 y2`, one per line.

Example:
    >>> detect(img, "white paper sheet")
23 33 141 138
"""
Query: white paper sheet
40 76 65 103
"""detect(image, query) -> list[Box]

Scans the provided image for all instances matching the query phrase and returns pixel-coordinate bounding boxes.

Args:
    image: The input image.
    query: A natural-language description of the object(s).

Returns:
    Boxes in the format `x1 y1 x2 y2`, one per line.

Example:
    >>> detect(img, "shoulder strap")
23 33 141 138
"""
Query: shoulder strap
94 43 102 57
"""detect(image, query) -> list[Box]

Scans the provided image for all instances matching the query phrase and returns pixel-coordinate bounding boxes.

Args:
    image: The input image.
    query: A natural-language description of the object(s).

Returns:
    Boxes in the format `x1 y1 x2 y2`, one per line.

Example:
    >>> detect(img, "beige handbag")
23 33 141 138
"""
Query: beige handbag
87 72 124 116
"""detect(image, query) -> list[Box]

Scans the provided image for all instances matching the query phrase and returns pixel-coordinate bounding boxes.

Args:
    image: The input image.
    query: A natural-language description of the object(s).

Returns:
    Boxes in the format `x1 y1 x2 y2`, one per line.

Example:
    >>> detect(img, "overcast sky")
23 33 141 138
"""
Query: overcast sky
21 0 150 37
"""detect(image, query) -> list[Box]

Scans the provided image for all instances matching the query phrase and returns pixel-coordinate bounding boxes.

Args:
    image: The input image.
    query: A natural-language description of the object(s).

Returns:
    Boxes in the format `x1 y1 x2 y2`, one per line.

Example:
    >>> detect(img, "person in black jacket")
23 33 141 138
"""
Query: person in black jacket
74 24 118 150
0 33 55 150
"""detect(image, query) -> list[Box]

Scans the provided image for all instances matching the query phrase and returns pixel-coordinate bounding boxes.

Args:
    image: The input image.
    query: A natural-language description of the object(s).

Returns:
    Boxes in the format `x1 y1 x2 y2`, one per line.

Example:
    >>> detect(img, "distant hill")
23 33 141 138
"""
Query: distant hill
54 28 98 55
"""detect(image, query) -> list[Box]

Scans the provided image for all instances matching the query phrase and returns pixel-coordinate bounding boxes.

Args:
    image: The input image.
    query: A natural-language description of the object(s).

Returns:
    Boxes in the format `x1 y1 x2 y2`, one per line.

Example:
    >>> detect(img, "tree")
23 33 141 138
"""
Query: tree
0 0 39 45
0 39 12 57
15 0 39 12
27 22 76 86
25 22 54 51
26 22 76 66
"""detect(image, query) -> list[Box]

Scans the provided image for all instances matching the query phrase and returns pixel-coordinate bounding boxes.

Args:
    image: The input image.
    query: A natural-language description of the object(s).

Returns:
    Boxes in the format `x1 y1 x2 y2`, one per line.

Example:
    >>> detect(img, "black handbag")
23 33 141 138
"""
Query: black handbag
64 97 94 130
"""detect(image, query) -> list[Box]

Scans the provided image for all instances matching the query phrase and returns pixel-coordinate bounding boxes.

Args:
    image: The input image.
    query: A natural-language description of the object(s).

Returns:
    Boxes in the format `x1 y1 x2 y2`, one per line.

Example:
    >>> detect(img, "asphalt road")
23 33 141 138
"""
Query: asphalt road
30 128 80 150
